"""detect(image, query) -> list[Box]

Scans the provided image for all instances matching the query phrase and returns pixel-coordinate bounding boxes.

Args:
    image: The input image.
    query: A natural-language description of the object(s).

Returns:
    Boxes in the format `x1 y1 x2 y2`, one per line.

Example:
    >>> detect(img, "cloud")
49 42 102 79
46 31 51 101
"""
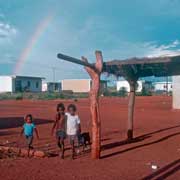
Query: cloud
103 40 180 61
0 21 17 43
146 40 180 57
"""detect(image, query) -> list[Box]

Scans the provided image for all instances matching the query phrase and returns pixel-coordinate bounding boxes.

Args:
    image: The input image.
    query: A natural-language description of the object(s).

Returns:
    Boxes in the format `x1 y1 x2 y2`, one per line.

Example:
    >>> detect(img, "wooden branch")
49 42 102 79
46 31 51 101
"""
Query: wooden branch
57 53 96 69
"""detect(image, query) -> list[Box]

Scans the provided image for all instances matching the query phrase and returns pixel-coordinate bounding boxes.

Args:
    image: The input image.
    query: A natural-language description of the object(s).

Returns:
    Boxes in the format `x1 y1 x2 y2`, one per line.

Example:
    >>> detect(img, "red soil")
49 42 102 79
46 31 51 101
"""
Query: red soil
0 96 180 180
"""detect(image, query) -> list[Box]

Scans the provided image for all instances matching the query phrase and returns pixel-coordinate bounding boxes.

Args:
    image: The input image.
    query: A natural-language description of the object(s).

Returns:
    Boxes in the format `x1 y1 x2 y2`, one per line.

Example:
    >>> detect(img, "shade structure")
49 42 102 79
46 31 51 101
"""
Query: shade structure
58 53 180 78
103 55 180 79
57 52 180 159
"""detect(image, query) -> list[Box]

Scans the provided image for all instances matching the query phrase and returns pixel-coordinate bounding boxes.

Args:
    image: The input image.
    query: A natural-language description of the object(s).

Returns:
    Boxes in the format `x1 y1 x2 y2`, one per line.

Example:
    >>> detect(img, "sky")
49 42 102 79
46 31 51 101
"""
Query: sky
1 0 180 81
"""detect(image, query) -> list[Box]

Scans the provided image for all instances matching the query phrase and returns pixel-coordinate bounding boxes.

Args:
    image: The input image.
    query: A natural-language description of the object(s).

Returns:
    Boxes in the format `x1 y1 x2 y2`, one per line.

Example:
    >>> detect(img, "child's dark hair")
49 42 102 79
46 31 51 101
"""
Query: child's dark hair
68 104 77 111
25 114 33 122
57 103 65 112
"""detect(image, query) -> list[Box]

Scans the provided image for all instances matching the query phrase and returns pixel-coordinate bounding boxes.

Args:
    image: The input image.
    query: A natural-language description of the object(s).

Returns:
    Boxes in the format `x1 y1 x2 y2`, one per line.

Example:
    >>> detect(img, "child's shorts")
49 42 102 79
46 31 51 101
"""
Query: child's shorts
56 130 66 139
68 135 77 145
25 135 33 147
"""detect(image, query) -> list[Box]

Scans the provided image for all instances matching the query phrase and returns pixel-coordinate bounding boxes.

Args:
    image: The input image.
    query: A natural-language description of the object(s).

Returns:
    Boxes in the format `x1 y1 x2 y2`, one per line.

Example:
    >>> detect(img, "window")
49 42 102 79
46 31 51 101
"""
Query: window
55 83 58 91
36 82 39 88
15 80 22 92
27 81 31 87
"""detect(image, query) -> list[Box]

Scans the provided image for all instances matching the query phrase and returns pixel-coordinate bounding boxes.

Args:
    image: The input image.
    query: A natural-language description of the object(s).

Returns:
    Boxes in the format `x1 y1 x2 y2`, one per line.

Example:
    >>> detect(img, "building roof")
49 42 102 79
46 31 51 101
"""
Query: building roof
11 75 45 79
62 79 91 81
45 82 61 84
153 81 172 84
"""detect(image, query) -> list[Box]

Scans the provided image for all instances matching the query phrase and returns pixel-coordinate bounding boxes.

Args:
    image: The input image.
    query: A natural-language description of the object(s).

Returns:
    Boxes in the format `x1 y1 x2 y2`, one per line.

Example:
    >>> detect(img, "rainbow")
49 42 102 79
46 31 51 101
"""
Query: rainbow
13 13 54 75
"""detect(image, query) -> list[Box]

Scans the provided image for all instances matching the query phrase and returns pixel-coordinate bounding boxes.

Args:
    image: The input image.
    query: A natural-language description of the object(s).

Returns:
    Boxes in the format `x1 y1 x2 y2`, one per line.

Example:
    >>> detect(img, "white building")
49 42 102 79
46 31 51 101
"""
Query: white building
61 79 91 93
153 81 172 92
172 76 180 109
116 80 143 92
0 75 44 93
42 82 62 92
61 79 107 93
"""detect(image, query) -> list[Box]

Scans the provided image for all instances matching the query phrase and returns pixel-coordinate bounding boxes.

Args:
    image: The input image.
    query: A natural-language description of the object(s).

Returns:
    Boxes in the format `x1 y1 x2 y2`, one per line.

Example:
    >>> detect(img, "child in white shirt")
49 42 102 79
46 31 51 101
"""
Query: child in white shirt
66 104 81 159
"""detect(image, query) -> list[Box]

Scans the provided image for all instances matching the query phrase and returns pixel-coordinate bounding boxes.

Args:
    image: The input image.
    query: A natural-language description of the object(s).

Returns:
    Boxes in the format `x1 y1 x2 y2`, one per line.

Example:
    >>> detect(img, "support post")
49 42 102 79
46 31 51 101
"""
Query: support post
127 79 136 140
82 51 103 159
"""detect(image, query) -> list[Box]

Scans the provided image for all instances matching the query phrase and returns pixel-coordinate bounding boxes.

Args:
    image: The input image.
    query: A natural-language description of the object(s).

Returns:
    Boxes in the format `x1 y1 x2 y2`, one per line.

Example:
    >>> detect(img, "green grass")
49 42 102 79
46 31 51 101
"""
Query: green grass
0 92 89 100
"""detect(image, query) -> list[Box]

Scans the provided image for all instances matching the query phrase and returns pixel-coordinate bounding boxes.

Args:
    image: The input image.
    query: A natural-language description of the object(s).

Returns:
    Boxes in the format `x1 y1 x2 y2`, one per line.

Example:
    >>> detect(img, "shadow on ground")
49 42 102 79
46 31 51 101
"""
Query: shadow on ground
0 117 53 129
101 124 180 159
0 130 18 136
141 159 180 180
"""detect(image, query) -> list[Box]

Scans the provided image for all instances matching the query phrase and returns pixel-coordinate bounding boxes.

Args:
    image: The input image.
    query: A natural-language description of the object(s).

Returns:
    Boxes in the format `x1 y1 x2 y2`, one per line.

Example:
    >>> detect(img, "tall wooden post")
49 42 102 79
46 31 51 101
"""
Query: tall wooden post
127 79 136 140
82 51 103 159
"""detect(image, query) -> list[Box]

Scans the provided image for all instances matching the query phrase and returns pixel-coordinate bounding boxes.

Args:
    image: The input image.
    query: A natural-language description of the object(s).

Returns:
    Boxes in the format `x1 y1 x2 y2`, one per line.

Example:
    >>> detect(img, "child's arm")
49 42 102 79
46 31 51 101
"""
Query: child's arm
34 128 39 139
51 115 58 135
20 127 24 137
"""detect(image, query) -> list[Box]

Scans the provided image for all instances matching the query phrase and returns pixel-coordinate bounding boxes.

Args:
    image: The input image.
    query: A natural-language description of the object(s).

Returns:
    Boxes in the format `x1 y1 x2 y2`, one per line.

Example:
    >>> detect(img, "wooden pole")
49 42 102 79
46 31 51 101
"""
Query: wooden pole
57 52 103 158
82 51 103 159
127 80 136 140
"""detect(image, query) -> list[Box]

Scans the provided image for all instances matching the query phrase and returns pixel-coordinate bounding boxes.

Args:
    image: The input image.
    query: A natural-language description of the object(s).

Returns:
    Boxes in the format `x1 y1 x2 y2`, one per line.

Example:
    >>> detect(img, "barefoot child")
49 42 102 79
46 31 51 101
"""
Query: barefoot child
66 104 81 159
51 103 66 159
20 114 39 156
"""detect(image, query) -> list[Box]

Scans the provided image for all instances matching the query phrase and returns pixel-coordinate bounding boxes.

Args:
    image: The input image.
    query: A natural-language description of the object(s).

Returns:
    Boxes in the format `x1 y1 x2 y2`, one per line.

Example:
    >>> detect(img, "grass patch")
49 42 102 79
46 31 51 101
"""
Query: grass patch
0 92 89 100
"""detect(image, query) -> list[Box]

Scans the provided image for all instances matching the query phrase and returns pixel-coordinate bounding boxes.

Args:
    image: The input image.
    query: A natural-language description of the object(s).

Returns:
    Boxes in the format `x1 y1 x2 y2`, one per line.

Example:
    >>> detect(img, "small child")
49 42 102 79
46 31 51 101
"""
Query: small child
51 103 66 159
66 104 81 159
20 114 39 156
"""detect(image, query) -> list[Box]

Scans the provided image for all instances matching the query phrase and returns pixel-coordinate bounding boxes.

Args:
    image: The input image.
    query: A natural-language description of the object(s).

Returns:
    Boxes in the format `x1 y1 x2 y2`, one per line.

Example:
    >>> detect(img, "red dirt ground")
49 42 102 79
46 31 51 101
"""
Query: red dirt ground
0 96 180 180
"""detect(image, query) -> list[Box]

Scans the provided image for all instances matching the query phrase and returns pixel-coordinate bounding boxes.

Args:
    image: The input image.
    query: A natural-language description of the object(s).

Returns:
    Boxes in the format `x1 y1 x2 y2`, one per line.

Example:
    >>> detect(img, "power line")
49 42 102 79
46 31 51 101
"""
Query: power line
52 67 55 82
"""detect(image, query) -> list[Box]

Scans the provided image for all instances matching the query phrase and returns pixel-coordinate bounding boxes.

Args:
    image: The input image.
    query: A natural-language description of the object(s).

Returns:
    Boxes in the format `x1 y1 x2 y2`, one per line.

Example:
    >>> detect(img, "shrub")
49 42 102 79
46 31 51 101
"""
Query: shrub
15 93 23 100
136 87 152 96
118 87 128 97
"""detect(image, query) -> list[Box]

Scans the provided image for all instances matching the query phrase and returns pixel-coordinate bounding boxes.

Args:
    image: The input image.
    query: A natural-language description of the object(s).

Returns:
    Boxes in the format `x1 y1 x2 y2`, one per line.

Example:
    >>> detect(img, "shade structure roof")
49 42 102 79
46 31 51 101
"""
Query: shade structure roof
57 53 180 80
103 55 180 79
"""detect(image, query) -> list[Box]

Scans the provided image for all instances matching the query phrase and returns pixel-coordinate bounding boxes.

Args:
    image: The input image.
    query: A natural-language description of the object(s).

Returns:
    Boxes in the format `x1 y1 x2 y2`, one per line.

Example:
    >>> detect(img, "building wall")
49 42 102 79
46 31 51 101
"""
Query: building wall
62 79 91 93
153 82 172 92
116 80 143 92
173 76 180 109
13 77 42 92
100 81 107 93
0 76 13 92
43 82 62 92
42 83 48 92
49 83 61 92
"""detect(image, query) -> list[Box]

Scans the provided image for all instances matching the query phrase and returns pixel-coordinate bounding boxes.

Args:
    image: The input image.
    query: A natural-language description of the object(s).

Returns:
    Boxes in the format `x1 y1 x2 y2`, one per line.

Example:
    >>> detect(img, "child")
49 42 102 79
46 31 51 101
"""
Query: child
20 114 39 156
66 104 81 159
51 103 66 159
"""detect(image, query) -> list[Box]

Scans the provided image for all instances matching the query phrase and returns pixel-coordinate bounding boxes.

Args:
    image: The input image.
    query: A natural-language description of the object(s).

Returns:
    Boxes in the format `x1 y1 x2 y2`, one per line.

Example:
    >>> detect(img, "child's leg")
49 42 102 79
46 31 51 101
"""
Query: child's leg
26 136 33 157
69 136 75 159
56 131 61 149
57 137 61 149
60 138 65 159
71 140 75 159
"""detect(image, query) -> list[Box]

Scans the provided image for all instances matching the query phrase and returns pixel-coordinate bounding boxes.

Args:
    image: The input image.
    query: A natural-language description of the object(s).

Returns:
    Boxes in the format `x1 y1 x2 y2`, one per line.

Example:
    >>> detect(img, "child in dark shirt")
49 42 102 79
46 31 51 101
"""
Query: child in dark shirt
51 103 66 159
